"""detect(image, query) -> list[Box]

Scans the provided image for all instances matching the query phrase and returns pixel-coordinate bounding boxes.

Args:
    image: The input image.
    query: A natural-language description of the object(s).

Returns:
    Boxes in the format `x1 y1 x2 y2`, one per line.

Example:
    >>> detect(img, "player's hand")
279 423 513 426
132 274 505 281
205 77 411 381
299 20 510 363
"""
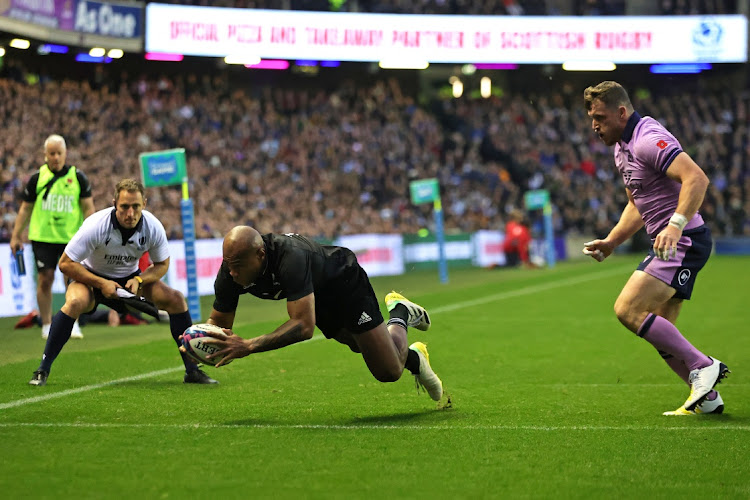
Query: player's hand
9 237 22 253
653 224 682 261
178 327 233 344
125 278 140 295
583 239 614 262
203 331 250 367
101 280 122 299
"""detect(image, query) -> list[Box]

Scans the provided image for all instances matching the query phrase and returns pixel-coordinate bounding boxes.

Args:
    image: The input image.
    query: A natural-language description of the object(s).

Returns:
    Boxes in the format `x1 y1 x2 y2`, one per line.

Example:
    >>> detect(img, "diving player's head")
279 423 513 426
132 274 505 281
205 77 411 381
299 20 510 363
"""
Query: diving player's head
223 226 266 287
113 178 147 229
44 134 67 172
584 81 634 147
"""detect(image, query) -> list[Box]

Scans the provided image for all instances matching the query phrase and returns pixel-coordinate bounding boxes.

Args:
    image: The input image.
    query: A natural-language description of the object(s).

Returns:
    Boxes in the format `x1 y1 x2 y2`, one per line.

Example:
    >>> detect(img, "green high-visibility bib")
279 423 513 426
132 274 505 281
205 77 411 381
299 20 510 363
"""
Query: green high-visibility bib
28 165 84 243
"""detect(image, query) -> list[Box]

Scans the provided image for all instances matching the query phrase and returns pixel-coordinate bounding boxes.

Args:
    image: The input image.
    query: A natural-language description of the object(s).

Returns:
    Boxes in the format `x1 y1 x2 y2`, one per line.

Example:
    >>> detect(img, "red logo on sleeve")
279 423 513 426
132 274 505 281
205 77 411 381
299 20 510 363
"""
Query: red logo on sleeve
656 140 668 149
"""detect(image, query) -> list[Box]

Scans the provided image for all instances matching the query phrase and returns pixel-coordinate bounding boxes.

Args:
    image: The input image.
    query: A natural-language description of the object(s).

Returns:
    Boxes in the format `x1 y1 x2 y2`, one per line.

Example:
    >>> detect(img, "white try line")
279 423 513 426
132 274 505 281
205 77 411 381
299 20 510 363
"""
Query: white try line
1 422 748 431
1 265 632 412
0 367 184 410
428 264 632 315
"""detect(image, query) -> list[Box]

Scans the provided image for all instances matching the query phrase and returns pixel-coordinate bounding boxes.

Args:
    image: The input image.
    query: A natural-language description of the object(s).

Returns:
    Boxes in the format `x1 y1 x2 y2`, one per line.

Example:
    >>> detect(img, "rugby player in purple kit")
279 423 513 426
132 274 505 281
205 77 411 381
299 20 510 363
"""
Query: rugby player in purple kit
582 81 729 415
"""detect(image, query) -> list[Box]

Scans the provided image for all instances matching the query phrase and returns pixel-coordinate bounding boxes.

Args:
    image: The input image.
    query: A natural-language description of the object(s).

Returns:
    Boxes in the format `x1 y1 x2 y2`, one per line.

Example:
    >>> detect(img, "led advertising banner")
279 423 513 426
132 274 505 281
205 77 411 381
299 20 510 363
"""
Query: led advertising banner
73 0 143 39
0 0 76 30
145 5 747 64
0 0 142 38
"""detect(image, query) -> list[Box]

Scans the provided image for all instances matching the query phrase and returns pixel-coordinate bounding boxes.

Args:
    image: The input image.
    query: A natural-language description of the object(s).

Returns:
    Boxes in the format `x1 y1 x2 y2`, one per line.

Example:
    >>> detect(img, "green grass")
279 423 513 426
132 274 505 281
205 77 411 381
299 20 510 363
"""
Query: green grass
1 255 748 499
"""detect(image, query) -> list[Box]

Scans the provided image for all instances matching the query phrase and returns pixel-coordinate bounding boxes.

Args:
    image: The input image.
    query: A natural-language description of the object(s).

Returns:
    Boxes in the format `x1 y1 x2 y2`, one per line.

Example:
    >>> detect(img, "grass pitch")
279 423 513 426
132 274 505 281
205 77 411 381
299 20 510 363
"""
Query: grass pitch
1 255 748 499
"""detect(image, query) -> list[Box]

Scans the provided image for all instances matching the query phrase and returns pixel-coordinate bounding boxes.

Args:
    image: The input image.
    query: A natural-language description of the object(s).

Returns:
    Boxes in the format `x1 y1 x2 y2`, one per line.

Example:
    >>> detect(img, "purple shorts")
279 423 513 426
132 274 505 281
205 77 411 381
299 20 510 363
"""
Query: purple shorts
637 225 712 300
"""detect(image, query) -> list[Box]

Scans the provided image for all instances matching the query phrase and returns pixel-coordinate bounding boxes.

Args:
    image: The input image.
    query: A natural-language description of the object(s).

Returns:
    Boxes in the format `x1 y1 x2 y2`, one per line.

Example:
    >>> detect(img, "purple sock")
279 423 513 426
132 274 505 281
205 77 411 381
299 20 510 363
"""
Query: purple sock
639 314 711 371
657 350 717 399
659 351 691 385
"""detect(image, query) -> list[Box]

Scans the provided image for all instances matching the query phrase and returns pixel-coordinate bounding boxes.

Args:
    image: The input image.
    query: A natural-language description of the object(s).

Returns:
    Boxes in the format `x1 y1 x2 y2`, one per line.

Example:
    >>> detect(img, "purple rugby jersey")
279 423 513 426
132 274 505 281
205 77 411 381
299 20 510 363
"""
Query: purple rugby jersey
614 112 704 238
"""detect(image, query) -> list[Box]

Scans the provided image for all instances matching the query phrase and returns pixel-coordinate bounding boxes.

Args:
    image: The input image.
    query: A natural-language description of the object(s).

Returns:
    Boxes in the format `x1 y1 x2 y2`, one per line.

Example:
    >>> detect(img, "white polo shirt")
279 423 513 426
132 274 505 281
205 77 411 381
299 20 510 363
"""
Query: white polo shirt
64 208 170 278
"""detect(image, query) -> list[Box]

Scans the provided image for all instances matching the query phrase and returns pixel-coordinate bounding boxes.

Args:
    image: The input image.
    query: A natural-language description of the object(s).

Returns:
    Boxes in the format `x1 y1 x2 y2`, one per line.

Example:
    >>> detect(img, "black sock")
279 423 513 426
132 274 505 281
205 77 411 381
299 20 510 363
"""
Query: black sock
39 311 75 372
405 348 421 375
169 311 198 372
389 303 409 323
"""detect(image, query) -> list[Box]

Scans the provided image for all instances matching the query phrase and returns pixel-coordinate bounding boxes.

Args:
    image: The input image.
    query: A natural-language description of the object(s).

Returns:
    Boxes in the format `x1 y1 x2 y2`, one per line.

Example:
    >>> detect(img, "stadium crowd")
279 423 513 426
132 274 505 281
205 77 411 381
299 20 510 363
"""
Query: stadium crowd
1 60 748 243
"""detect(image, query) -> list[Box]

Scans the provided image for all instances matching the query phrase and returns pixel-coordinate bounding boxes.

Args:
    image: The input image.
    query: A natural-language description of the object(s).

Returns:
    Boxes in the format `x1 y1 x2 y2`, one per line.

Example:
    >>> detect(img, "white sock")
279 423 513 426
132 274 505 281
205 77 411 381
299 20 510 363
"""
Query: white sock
42 324 51 336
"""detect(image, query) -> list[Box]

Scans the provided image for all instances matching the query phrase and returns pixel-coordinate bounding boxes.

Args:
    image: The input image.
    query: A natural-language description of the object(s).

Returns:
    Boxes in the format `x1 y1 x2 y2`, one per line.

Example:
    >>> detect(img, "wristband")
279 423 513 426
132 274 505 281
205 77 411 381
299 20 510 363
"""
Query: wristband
135 276 143 288
668 213 688 231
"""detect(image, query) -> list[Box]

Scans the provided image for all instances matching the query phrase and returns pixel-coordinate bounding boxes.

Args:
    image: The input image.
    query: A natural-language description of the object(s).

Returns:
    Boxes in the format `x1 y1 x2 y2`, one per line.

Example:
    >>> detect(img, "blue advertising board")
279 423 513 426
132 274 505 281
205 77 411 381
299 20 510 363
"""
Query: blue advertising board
73 0 142 38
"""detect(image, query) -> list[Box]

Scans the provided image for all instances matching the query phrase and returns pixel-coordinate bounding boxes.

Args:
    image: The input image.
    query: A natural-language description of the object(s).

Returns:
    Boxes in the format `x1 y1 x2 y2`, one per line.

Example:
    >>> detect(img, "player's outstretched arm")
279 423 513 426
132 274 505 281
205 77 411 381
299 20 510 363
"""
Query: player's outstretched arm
584 190 643 262
203 294 317 367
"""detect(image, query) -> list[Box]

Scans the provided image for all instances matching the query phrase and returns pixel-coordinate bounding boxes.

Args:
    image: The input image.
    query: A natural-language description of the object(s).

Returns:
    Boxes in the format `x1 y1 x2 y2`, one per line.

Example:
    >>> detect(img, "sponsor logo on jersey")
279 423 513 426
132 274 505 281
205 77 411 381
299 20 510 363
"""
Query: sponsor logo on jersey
104 254 138 265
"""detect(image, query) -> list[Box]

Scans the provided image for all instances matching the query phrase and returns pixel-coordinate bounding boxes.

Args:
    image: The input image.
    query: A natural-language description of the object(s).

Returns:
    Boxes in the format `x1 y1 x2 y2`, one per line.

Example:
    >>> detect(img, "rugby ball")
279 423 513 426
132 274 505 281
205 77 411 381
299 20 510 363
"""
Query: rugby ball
182 323 230 366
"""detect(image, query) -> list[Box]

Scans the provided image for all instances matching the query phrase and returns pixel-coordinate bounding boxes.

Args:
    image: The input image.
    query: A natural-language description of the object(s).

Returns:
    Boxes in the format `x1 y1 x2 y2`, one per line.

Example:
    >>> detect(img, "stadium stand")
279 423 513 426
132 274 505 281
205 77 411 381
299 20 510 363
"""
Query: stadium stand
1 0 747 242
2 54 748 243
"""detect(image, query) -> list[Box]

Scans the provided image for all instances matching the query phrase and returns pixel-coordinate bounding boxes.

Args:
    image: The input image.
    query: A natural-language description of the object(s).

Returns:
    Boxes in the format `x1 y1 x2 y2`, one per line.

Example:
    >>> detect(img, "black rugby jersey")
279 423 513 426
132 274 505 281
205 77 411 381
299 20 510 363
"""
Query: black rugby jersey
213 233 359 313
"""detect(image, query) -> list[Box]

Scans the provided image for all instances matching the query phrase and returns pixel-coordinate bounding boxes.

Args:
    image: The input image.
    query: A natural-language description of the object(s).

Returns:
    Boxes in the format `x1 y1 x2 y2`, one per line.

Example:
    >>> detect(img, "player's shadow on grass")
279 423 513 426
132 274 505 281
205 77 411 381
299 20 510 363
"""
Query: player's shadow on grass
349 409 452 426
222 409 452 428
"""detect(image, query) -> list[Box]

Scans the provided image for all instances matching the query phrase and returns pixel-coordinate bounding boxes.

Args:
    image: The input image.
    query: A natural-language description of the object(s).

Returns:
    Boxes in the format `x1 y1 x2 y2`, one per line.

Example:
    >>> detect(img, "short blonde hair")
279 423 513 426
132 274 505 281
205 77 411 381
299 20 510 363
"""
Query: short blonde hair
114 178 146 202
583 81 633 112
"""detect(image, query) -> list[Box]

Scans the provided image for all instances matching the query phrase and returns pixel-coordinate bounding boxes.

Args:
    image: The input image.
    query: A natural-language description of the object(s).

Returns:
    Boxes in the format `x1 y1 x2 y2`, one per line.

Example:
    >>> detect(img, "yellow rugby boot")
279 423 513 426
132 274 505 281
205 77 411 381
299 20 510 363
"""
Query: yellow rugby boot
385 292 431 331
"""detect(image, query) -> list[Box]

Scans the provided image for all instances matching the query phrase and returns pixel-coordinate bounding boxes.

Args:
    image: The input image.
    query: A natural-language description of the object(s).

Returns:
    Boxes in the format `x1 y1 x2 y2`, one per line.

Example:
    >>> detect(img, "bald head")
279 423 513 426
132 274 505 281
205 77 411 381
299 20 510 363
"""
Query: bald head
224 226 263 258
222 226 266 287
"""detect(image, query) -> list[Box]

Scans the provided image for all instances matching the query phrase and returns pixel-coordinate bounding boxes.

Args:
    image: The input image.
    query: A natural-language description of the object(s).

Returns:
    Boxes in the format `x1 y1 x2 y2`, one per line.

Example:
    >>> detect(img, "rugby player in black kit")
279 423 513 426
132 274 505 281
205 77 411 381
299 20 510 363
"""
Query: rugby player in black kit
185 226 444 401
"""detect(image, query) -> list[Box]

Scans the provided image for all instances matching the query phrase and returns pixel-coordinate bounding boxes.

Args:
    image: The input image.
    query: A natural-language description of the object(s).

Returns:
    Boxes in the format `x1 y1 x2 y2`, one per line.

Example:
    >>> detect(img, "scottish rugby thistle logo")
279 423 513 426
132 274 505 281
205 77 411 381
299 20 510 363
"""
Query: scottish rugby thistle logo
692 18 723 59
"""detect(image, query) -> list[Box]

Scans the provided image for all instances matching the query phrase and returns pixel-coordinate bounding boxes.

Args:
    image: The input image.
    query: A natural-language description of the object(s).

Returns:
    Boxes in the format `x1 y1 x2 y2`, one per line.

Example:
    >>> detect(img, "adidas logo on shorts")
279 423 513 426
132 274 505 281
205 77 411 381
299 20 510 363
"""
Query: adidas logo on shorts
357 312 372 325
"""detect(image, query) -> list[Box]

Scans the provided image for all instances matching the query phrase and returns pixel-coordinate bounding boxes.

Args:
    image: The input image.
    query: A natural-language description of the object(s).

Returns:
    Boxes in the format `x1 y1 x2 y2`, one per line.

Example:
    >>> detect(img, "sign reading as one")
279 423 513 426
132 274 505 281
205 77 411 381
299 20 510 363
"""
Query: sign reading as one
139 149 187 188
410 178 440 205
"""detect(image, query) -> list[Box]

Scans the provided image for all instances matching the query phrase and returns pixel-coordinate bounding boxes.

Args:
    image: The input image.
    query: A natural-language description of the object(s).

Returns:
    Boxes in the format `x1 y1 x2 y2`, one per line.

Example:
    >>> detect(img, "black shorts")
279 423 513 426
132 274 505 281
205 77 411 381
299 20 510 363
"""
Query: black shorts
87 272 140 311
31 241 67 272
637 226 712 300
314 265 384 338
81 271 157 320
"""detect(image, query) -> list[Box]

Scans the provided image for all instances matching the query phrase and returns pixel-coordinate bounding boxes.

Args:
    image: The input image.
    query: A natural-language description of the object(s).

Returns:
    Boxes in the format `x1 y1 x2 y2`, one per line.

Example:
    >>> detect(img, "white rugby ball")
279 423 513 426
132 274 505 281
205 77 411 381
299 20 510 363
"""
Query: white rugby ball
181 323 230 366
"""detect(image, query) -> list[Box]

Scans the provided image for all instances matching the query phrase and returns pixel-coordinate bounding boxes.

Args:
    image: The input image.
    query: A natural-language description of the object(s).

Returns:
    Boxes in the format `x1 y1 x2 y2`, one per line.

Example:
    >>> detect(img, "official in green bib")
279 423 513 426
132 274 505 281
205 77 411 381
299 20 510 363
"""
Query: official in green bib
10 135 95 339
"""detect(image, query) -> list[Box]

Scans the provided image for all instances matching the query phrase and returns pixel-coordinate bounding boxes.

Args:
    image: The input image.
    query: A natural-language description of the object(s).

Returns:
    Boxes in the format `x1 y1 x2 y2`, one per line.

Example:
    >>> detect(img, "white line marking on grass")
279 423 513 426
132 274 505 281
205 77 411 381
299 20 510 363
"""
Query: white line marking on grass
1 422 748 431
1 265 631 412
429 265 632 315
0 367 184 410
